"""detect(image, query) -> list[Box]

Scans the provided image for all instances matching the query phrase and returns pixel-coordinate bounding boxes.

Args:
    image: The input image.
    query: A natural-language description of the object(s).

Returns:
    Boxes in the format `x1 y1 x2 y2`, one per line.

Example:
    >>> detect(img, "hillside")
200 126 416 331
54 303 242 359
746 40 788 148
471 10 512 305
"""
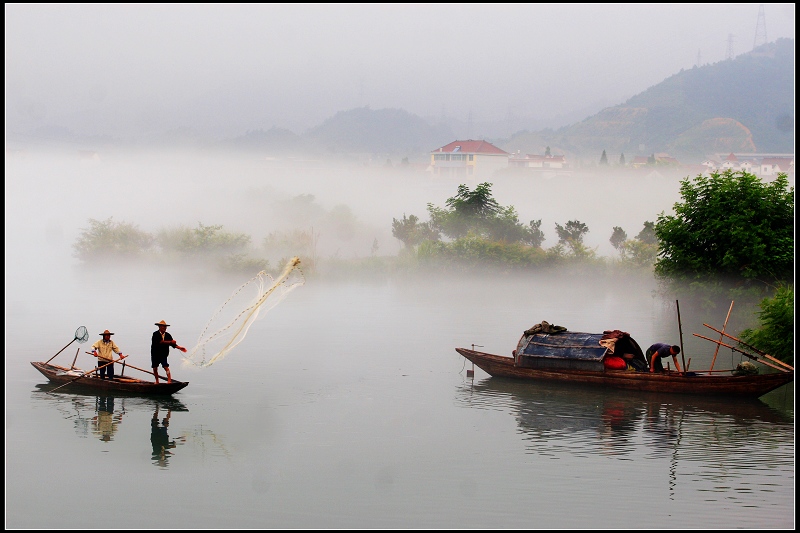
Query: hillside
502 38 794 164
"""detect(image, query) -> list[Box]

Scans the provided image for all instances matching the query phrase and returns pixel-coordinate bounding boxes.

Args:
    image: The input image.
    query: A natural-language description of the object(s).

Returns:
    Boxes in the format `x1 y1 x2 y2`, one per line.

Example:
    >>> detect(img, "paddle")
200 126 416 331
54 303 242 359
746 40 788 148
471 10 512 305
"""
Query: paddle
47 355 127 393
45 326 89 364
85 352 186 384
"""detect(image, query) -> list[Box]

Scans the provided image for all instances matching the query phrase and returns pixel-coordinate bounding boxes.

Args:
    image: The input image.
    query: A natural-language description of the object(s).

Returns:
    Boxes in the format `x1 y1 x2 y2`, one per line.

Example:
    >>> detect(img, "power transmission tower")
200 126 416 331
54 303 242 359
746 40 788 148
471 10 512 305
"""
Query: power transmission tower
726 34 735 60
753 4 767 49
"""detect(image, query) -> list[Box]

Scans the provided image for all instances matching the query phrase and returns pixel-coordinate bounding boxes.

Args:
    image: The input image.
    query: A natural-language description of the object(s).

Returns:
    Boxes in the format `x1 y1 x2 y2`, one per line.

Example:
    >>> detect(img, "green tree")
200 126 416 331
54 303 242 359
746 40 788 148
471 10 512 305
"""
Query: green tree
620 239 659 268
654 170 794 283
73 217 154 261
391 214 439 248
599 150 608 165
426 182 545 246
738 284 794 364
635 221 658 245
619 153 626 166
555 220 589 254
610 226 627 253
647 153 656 164
545 146 551 157
161 222 251 256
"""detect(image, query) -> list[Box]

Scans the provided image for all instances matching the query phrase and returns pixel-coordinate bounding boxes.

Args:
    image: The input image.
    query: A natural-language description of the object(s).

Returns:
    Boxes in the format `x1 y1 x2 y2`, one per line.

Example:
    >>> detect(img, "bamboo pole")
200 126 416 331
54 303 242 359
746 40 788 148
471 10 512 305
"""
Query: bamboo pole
693 333 787 372
48 355 127 393
702 324 794 371
676 300 686 373
709 300 735 372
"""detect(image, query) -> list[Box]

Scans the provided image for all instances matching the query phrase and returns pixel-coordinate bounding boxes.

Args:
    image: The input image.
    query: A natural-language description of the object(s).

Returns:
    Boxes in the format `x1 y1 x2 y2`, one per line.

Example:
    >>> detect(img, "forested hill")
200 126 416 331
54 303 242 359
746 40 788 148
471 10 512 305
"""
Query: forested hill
501 38 794 164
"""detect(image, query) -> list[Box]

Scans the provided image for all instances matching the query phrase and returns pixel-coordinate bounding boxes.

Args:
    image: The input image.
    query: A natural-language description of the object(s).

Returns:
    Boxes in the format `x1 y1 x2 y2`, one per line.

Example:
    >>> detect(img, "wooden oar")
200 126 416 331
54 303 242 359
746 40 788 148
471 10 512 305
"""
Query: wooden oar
48 355 127 393
85 352 185 384
709 300 734 372
692 333 787 372
702 324 794 371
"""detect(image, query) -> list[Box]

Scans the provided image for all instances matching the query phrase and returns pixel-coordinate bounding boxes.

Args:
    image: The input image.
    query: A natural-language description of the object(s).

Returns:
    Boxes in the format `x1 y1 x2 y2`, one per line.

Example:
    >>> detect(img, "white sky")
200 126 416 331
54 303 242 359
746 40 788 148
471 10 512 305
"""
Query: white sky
5 3 796 141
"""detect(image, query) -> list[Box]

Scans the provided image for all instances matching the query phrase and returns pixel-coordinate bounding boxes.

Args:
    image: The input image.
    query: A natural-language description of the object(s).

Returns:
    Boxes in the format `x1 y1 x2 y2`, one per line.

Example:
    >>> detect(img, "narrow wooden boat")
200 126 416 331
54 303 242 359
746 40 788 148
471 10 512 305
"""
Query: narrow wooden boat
31 361 189 396
456 326 793 398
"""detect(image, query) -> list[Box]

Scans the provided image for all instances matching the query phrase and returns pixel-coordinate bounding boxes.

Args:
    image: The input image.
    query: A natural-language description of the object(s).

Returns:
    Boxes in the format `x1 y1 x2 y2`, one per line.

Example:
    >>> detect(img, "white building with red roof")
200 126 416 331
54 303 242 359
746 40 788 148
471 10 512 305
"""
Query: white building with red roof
429 140 509 177
705 153 793 179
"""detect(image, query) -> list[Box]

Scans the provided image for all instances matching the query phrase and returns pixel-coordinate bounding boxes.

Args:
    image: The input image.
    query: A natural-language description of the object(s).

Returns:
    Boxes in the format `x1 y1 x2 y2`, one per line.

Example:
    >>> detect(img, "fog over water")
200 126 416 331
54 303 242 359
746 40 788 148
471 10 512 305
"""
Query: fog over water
6 147 764 370
6 150 685 266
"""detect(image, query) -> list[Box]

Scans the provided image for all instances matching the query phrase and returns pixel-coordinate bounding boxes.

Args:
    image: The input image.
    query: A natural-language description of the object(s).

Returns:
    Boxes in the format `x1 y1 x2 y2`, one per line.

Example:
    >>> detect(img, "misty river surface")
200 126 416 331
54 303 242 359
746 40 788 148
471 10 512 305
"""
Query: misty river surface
6 268 794 529
5 153 794 528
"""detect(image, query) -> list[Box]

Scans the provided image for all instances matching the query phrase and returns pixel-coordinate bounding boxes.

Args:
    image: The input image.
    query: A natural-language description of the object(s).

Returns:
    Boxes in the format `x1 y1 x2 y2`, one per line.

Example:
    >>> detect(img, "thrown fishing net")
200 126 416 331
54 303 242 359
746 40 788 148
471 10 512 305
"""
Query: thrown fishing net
183 257 304 368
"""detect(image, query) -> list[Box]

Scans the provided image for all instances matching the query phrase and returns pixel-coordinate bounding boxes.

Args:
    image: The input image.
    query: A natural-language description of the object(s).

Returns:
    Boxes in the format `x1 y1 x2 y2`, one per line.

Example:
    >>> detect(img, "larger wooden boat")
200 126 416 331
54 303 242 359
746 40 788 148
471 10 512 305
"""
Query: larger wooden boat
455 325 793 398
31 361 189 396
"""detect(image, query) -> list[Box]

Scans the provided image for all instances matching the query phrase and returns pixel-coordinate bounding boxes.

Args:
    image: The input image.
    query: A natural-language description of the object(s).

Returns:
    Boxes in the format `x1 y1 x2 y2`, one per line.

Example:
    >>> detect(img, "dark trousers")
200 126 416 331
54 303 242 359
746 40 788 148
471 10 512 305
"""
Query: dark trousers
646 349 665 372
99 362 115 379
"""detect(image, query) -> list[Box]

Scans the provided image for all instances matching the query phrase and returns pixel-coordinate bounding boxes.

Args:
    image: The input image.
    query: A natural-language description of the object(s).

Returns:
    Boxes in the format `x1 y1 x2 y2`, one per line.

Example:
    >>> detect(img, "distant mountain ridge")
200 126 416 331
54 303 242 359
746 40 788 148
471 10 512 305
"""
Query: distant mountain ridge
502 38 794 163
9 39 793 165
229 38 792 164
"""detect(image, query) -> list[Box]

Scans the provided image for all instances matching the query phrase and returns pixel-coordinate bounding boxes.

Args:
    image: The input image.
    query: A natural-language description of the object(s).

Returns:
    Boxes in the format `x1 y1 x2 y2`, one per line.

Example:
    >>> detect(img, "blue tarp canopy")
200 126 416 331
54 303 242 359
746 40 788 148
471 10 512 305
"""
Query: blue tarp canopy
519 332 607 361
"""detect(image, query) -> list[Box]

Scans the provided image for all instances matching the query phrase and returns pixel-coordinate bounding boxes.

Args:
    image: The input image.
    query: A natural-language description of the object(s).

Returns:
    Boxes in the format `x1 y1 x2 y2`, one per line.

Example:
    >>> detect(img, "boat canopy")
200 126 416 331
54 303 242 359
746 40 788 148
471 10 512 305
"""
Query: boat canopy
515 330 645 372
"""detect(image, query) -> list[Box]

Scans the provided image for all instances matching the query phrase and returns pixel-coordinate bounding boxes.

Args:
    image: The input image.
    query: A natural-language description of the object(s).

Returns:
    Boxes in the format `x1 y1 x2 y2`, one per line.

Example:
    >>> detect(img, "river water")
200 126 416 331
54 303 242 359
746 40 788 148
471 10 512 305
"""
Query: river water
5 153 794 528
5 267 794 529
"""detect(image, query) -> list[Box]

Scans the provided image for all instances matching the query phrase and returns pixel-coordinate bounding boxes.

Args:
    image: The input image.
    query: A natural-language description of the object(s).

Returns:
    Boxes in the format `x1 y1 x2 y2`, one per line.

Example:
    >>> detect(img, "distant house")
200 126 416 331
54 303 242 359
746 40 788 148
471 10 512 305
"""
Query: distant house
705 153 794 178
760 157 794 177
429 140 509 177
509 153 569 171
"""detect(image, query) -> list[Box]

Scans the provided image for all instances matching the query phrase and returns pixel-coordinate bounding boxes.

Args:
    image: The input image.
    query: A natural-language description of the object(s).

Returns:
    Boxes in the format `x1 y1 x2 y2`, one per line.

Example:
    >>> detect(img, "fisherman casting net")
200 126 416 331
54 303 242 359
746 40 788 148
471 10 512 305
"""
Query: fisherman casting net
182 257 305 368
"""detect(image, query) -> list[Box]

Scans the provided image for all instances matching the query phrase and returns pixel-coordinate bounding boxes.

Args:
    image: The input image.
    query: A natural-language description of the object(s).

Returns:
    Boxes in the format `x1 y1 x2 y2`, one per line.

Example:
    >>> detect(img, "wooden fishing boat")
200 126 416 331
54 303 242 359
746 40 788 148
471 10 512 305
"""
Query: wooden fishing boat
31 361 189 396
455 324 793 398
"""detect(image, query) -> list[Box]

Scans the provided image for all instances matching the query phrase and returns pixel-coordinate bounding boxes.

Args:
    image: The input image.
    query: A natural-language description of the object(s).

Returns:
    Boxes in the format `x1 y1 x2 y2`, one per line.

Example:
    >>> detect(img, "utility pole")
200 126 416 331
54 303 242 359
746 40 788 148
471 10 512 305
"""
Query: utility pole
753 4 767 50
696 49 702 67
726 34 735 60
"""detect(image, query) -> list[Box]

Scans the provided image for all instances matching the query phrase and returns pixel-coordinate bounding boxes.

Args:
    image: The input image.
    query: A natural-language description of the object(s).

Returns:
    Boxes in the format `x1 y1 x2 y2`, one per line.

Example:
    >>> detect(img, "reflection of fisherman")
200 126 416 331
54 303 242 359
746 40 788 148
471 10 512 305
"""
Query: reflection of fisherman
92 396 122 442
151 405 178 467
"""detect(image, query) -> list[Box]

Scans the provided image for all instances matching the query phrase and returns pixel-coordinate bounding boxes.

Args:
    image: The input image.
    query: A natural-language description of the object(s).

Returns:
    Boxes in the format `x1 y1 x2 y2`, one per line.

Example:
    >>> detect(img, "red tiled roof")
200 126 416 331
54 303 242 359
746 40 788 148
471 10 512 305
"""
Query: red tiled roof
432 140 509 155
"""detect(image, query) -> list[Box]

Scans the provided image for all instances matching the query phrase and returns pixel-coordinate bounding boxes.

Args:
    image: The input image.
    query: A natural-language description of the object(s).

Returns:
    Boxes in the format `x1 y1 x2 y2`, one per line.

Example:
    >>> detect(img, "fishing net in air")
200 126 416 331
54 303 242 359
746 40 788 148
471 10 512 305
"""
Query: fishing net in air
182 256 305 368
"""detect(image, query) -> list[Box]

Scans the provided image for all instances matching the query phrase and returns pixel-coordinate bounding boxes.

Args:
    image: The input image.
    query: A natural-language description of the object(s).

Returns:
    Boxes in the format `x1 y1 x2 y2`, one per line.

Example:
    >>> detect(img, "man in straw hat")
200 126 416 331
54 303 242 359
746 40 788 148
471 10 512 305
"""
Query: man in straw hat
90 329 126 380
151 320 187 384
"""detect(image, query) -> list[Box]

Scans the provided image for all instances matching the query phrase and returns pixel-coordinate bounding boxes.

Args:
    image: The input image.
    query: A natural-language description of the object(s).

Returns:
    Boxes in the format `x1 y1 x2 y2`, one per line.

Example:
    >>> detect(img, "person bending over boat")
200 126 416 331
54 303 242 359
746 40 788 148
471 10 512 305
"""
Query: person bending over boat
646 343 682 374
90 329 126 380
151 320 187 384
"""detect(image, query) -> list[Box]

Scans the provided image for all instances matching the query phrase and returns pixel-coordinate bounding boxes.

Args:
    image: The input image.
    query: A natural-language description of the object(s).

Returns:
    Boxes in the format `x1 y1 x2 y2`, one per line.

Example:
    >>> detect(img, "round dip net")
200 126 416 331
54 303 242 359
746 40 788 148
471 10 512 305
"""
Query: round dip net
182 256 305 368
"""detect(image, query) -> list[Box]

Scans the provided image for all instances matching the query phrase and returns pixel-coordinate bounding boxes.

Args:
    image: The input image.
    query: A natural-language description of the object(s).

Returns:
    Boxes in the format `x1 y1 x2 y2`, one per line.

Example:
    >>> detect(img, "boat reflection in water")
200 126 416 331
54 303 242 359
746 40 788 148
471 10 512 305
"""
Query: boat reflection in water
33 384 193 468
455 377 793 460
